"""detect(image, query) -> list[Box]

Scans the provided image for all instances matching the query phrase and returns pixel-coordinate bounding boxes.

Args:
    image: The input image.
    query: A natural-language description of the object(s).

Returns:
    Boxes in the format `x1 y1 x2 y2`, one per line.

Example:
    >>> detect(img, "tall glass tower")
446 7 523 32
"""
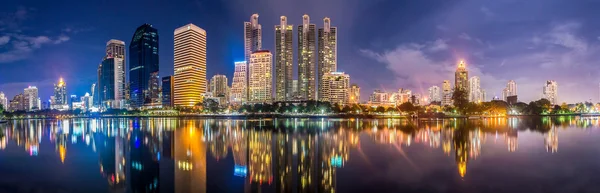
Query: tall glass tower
129 24 159 108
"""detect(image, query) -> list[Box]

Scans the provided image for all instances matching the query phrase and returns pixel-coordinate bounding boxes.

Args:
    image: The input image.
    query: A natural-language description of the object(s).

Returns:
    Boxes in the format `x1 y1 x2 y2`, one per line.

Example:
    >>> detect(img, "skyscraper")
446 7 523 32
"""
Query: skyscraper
507 80 517 96
298 14 317 101
275 16 294 101
428 86 441 103
53 78 67 106
245 14 262 101
98 39 127 109
24 86 39 111
469 76 482 102
249 50 272 103
442 80 452 106
321 72 350 105
318 17 337 101
230 61 247 104
161 76 173 107
543 80 558 105
9 93 25 112
455 61 469 92
210 74 229 105
129 24 159 108
174 23 207 107
349 84 360 104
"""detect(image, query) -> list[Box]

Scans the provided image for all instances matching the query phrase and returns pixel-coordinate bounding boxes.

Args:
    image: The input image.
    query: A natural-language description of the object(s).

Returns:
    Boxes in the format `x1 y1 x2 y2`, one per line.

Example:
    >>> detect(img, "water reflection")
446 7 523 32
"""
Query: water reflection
0 116 597 192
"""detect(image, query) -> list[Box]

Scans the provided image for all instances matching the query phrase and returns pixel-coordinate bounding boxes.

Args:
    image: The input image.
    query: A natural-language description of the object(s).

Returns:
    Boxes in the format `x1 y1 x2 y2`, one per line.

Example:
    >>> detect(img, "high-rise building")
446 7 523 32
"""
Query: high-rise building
349 84 360 104
398 88 412 104
0 92 7 109
298 14 317 101
321 72 349 105
24 86 39 111
53 78 68 110
248 50 273 103
230 61 247 104
173 23 207 107
161 76 174 107
369 90 393 106
507 80 517 96
245 14 262 101
210 74 229 105
428 86 441 103
318 17 337 101
129 24 159 108
543 80 558 105
98 40 127 109
275 16 294 101
80 93 93 111
442 80 452 106
469 76 482 102
455 61 469 92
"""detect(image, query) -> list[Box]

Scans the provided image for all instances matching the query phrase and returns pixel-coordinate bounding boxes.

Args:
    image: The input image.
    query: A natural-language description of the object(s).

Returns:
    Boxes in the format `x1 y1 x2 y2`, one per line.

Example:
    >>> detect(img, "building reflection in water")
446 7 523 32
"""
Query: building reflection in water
0 117 580 192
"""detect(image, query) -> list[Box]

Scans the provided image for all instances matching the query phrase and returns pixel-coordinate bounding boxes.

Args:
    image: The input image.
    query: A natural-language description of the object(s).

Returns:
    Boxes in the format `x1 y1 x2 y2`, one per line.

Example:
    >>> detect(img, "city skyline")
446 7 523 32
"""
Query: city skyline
1 1 600 104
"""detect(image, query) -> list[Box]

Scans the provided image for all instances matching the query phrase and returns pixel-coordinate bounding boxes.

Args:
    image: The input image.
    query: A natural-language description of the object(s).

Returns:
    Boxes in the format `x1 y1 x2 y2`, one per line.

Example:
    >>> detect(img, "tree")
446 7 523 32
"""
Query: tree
202 98 220 113
452 89 469 115
398 102 416 113
376 106 386 113
0 104 4 114
342 105 352 113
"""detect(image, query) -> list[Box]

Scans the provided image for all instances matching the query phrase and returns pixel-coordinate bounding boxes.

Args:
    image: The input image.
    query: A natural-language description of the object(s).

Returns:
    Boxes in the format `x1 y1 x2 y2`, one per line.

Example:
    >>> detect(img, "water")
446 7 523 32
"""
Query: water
0 117 599 193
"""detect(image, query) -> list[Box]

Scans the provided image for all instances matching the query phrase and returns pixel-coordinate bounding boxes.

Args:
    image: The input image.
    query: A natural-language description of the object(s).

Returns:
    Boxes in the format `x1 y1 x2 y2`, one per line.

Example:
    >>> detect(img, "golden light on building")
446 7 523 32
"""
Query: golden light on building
174 24 207 107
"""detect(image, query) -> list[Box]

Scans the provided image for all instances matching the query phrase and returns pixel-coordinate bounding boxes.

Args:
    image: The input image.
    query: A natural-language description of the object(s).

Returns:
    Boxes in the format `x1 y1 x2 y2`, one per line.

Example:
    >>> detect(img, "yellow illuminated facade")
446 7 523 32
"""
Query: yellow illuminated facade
174 24 207 107
455 60 469 92
248 50 273 103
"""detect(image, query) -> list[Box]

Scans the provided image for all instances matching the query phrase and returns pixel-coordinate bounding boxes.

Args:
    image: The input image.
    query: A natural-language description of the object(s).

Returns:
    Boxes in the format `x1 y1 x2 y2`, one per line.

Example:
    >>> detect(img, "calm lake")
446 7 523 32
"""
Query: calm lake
0 117 599 193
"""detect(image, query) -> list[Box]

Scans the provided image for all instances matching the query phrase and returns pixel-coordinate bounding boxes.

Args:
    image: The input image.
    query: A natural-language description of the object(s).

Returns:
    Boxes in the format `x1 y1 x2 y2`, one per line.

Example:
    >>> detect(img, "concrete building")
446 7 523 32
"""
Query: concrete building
455 61 469 92
469 76 483 103
297 14 317 101
173 23 207 107
318 17 337 101
230 61 247 104
349 84 360 104
0 92 7 109
442 80 452 106
275 16 294 101
321 72 349 105
210 74 229 105
245 14 262 101
9 93 26 112
24 86 39 111
428 86 441 103
53 78 68 110
248 50 273 103
543 80 558 105
161 76 174 107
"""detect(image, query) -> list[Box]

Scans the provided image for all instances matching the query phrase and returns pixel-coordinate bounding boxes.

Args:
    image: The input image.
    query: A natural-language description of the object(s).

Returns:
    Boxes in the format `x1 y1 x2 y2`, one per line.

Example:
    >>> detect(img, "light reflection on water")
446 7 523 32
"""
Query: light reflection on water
0 116 599 193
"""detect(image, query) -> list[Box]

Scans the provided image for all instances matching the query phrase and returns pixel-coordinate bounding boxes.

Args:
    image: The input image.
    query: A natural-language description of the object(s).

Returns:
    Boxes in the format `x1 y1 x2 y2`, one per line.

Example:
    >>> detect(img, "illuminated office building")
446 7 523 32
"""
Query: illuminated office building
442 80 452 106
129 24 159 108
298 14 317 101
318 17 337 101
52 78 68 110
174 23 207 107
230 61 247 104
455 61 468 92
98 40 127 109
9 93 26 111
543 80 558 105
275 16 294 101
349 84 360 104
245 14 262 101
321 72 350 105
23 86 39 111
210 74 229 105
469 76 482 102
0 92 7 109
428 85 441 103
248 50 273 103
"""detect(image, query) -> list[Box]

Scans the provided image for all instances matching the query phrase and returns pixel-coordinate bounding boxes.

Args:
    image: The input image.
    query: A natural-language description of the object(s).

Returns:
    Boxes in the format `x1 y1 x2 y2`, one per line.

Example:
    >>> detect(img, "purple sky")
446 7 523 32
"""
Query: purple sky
1 0 600 104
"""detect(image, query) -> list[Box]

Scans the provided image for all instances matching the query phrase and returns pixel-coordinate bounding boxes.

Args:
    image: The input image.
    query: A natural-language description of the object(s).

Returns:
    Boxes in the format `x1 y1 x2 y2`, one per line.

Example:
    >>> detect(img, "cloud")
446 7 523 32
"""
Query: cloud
0 35 9 45
458 33 472 41
54 35 70 44
0 7 32 31
428 39 448 52
0 34 69 63
480 6 494 17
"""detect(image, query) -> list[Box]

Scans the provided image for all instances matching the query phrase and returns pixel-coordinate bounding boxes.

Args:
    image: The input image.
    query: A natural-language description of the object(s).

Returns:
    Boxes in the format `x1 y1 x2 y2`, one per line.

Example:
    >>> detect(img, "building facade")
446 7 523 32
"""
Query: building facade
469 76 482 103
210 74 229 105
428 86 441 103
455 61 469 92
173 23 207 107
245 14 262 101
0 92 7 109
249 50 273 103
53 78 68 110
24 86 39 111
161 76 173 107
297 14 317 101
129 24 159 108
230 61 247 104
442 80 452 106
9 93 26 112
275 16 294 101
349 84 360 104
321 72 349 105
543 80 558 105
318 17 337 101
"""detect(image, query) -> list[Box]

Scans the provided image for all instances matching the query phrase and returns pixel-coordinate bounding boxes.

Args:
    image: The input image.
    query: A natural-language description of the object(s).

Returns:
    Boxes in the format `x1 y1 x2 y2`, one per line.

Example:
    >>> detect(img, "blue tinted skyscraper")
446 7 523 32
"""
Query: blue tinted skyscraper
129 24 159 108
161 76 173 107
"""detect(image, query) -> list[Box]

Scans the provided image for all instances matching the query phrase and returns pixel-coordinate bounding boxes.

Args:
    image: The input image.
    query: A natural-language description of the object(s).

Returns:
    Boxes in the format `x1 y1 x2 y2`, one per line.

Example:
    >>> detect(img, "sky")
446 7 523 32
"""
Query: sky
1 0 600 104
